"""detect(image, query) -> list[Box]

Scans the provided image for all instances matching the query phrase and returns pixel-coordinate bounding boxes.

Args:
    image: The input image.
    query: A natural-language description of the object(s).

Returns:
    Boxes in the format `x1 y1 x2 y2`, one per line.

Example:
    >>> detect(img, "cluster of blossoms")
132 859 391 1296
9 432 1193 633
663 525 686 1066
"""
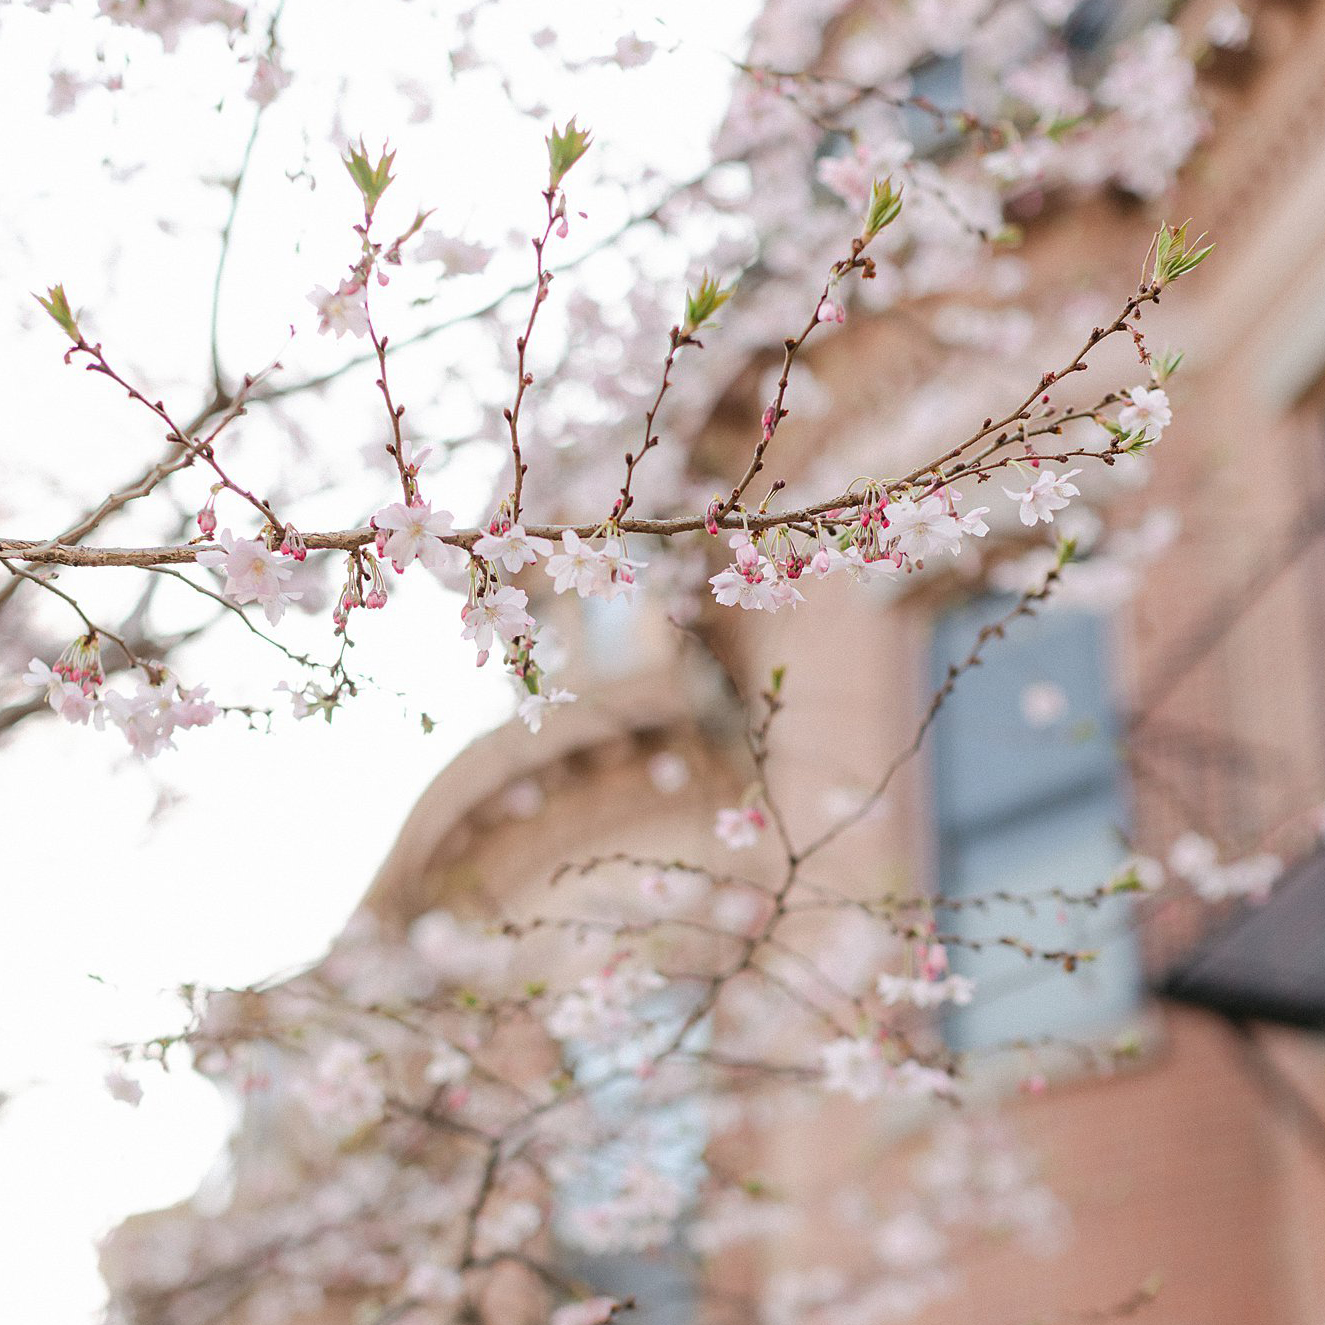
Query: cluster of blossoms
544 528 645 601
709 487 989 613
544 961 668 1048
876 942 976 1010
23 638 218 758
1167 831 1282 904
819 1035 957 1103
559 1163 690 1256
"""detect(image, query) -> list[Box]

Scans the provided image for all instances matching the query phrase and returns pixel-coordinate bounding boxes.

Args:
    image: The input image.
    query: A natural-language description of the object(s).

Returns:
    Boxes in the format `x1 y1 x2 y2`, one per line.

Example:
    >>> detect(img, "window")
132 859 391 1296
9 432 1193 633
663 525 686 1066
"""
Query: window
554 988 708 1322
928 597 1141 1053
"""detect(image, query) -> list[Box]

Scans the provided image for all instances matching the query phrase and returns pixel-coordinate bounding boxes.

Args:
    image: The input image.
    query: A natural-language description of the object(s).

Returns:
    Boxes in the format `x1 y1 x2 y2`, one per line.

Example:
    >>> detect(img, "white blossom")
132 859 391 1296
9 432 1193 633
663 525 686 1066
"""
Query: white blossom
1004 467 1082 526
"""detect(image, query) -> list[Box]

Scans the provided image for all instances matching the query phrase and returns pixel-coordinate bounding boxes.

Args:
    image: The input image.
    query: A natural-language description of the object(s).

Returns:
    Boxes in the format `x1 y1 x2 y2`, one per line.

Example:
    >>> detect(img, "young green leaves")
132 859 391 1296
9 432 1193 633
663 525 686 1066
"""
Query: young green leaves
681 270 736 339
863 176 903 240
344 139 396 221
34 284 81 343
1151 220 1213 287
546 117 592 192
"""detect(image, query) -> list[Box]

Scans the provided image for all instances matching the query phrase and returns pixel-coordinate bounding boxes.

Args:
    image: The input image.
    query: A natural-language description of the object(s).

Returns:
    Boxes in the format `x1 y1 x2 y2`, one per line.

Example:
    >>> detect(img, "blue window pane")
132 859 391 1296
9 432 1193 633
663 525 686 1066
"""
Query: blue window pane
941 793 1140 1052
930 599 1121 835
929 598 1140 1052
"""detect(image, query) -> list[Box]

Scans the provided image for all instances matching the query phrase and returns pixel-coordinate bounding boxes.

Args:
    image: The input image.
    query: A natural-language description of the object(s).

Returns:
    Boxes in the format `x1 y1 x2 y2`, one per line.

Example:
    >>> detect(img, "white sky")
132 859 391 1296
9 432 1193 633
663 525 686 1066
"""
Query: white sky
0 2 760 1319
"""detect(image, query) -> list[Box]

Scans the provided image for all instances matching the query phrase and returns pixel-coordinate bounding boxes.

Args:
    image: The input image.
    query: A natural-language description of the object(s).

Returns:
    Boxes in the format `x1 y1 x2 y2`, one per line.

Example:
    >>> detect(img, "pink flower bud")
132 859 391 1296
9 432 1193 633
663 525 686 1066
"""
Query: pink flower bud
920 943 948 981
196 507 217 536
365 589 387 610
705 500 720 537
556 217 569 239
475 649 489 668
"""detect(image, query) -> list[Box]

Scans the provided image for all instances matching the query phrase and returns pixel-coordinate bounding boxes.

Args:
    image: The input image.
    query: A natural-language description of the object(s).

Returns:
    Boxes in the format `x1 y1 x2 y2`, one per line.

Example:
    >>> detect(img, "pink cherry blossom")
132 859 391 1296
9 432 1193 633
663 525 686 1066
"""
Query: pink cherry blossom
196 529 301 624
307 279 369 339
714 805 766 849
372 500 458 573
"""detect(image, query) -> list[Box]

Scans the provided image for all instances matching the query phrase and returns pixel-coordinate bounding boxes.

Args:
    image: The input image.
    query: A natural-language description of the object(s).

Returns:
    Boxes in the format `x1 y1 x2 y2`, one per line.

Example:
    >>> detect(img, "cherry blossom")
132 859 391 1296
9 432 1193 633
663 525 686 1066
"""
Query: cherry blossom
560 1165 688 1254
475 1199 542 1252
423 1042 470 1087
103 675 218 759
516 686 576 733
371 500 458 573
414 232 494 274
403 1263 464 1304
307 278 370 339
597 535 646 601
714 805 766 849
1020 681 1068 728
246 52 292 107
474 522 555 574
460 586 534 656
104 1069 144 1107
1118 385 1173 440
196 529 301 624
1168 832 1280 903
1004 467 1083 527
544 964 667 1045
545 529 609 597
407 909 515 991
819 1036 887 1101
883 494 967 562
291 1040 385 1137
876 972 976 1009
1206 4 1252 49
710 536 806 611
23 658 98 725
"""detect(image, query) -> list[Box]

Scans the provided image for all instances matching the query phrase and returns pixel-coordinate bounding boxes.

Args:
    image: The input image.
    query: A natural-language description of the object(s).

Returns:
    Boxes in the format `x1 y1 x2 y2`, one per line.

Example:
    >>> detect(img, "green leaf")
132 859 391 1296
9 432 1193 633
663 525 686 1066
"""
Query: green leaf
1108 866 1145 894
1055 535 1078 568
343 138 396 219
681 269 736 336
546 116 592 191
863 176 903 239
1151 347 1185 383
1152 220 1213 287
34 284 81 342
